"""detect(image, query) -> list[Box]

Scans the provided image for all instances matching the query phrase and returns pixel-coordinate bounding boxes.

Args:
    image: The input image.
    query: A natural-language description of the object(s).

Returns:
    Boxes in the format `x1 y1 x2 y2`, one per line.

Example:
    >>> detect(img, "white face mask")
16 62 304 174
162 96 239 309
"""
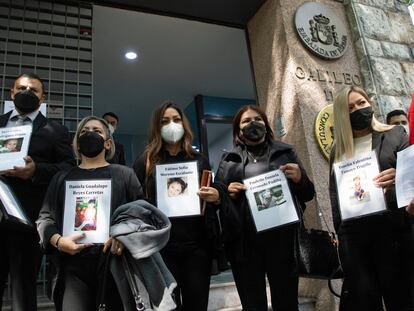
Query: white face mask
161 122 185 144
108 124 115 136
402 124 409 136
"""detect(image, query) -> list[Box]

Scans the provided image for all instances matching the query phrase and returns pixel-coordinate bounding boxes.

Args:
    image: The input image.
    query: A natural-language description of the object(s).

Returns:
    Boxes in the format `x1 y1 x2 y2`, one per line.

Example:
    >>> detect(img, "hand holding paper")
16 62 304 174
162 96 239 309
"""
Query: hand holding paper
373 168 395 191
198 187 220 203
406 198 414 215
5 156 36 180
54 233 93 255
279 163 301 184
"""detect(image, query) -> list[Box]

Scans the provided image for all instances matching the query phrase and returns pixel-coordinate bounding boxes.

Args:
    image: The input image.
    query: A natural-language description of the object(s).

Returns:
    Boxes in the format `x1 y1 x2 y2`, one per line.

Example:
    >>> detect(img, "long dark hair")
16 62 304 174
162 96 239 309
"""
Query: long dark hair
232 104 274 146
145 101 197 172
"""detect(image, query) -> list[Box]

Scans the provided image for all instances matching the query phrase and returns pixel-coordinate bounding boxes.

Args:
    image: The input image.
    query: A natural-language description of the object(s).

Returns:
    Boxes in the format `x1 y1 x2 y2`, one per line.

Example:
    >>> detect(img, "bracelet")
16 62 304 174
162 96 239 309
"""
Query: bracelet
55 236 62 250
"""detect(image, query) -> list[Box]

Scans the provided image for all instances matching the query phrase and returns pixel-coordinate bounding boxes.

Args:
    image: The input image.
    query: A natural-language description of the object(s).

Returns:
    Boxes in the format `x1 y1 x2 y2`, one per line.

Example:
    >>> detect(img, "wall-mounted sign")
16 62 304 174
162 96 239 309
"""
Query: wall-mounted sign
295 2 348 59
315 104 334 160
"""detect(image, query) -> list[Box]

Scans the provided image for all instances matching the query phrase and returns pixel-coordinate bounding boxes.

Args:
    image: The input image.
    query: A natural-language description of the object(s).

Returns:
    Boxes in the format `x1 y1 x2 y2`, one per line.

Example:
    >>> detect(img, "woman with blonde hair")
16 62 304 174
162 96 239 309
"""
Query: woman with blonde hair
329 86 412 310
133 101 221 311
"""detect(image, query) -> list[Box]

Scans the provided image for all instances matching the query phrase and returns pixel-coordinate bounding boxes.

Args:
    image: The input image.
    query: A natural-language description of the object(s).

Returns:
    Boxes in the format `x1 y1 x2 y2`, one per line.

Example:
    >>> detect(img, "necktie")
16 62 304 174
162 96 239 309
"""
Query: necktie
11 115 30 126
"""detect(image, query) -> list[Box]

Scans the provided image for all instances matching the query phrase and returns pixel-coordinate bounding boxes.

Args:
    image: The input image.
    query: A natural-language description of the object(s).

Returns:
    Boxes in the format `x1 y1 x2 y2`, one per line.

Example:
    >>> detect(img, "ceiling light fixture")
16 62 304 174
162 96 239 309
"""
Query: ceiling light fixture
125 51 137 60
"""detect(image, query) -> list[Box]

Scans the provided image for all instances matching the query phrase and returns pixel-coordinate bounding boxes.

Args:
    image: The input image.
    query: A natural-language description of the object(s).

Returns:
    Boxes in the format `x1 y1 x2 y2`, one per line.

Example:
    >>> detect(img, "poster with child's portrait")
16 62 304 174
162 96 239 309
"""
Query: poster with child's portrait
63 179 112 244
244 169 299 232
156 161 200 217
0 125 32 171
334 150 386 221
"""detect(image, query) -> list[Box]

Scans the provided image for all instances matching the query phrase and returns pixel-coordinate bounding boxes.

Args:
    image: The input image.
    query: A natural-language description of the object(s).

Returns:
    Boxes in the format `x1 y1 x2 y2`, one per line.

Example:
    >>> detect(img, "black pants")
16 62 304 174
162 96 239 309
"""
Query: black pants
229 228 298 311
0 228 43 311
338 228 401 311
395 225 414 311
161 240 212 311
60 254 122 311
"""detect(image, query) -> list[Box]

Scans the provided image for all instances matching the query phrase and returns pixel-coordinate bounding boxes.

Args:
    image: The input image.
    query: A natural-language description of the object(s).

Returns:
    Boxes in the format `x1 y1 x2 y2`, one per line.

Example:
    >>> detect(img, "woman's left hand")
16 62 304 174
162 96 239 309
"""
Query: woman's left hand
103 237 124 256
373 168 395 192
279 163 302 184
406 198 414 216
198 186 220 204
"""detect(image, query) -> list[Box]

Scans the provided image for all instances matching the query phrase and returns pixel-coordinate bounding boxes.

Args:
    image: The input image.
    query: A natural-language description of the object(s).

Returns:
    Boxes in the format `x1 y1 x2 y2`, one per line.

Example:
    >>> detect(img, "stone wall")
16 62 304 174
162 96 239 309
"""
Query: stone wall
345 0 414 119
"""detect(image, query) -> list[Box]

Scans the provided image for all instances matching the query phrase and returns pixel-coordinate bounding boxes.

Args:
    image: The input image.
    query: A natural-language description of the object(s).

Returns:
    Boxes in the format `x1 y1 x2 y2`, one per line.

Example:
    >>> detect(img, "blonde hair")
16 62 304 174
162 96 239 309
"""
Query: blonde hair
72 116 115 161
333 86 394 162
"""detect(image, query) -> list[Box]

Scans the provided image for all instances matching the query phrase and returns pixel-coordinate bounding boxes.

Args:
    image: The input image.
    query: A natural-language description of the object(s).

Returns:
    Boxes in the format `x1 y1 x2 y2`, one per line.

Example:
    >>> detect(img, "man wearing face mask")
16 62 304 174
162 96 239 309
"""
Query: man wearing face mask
386 109 409 135
0 73 75 311
102 112 126 165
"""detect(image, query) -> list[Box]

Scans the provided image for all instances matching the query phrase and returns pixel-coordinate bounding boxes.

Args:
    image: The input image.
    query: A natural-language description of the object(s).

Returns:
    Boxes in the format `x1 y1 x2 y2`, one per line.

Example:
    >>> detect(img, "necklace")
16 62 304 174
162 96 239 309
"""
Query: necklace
246 150 258 163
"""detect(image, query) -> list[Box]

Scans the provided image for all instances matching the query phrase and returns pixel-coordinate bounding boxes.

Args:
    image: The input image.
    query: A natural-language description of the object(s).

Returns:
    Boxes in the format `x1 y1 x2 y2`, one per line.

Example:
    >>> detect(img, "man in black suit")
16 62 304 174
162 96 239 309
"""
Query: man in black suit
0 73 75 311
103 111 126 165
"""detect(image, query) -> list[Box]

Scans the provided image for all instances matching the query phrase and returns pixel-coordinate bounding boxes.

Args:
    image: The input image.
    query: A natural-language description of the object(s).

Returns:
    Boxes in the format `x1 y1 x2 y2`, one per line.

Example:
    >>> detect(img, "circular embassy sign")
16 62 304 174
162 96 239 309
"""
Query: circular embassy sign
295 2 348 59
315 104 334 160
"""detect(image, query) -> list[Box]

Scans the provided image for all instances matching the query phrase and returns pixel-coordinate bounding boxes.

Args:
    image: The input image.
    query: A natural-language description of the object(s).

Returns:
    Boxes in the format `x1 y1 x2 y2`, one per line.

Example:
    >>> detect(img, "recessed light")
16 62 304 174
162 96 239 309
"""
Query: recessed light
125 51 137 60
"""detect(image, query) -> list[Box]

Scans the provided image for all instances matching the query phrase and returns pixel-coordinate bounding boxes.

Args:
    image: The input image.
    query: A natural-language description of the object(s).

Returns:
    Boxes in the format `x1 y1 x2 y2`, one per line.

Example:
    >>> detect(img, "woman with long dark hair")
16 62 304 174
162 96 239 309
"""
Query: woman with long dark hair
215 104 315 310
329 86 412 310
37 116 144 310
133 101 220 311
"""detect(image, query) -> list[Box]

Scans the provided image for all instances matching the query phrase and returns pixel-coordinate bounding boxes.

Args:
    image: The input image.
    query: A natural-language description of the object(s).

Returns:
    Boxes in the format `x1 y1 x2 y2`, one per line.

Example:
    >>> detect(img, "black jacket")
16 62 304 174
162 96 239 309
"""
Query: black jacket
109 140 126 165
329 126 410 233
0 111 75 223
214 140 315 261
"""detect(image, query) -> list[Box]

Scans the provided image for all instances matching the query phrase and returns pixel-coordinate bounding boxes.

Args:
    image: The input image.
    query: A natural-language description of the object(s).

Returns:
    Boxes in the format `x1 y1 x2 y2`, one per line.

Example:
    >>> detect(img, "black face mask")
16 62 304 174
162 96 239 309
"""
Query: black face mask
13 90 40 114
349 106 373 131
241 121 267 142
78 131 106 158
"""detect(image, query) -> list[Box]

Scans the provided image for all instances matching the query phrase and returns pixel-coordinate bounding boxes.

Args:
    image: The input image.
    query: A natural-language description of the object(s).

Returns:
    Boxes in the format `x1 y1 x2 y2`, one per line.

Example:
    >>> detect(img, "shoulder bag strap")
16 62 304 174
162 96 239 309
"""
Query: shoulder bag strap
144 153 150 199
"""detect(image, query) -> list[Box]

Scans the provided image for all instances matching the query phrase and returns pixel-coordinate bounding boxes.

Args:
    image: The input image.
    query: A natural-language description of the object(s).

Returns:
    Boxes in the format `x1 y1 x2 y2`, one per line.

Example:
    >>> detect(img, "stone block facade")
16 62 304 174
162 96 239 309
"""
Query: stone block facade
345 0 414 119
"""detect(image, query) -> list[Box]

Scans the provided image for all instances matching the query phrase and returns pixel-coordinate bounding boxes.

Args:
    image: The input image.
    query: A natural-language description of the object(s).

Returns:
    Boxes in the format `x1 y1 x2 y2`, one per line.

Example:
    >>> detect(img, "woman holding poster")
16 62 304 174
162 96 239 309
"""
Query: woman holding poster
214 105 315 311
329 86 412 310
133 101 220 311
36 116 144 310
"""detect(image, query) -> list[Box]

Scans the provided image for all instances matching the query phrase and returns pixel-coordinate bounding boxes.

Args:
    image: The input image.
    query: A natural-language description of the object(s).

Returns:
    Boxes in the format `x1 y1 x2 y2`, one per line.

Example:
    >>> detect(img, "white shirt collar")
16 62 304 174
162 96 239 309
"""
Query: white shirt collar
8 108 41 122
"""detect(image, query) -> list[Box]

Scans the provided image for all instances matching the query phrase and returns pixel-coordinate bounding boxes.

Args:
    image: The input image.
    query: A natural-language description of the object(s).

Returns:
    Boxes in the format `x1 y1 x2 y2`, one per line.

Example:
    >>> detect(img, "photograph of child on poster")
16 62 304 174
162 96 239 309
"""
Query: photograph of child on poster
0 137 23 153
74 197 98 231
167 177 188 197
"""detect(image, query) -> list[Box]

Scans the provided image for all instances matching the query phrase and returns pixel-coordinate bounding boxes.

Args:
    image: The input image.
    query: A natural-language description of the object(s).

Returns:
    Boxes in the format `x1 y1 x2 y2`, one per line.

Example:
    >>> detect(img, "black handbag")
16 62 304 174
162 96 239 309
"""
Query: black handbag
295 197 343 280
296 227 343 279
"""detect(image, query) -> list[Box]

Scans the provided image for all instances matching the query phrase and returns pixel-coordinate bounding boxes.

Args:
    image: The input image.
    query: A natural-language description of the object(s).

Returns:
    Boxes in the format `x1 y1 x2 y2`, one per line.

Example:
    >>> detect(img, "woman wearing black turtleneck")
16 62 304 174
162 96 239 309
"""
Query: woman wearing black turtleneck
214 105 315 311
133 101 221 311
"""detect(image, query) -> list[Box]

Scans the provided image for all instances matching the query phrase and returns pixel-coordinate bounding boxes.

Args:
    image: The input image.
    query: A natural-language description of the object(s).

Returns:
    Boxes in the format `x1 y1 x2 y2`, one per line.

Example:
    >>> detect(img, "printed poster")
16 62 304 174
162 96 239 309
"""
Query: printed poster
333 150 386 221
396 144 414 208
63 179 112 244
156 161 200 217
0 125 32 171
0 178 31 226
243 169 299 232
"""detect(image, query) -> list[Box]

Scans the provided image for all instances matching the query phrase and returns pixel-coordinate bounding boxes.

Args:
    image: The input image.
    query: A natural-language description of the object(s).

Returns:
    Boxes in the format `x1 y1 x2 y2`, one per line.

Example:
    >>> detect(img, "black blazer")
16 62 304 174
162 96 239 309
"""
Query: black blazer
0 111 75 222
